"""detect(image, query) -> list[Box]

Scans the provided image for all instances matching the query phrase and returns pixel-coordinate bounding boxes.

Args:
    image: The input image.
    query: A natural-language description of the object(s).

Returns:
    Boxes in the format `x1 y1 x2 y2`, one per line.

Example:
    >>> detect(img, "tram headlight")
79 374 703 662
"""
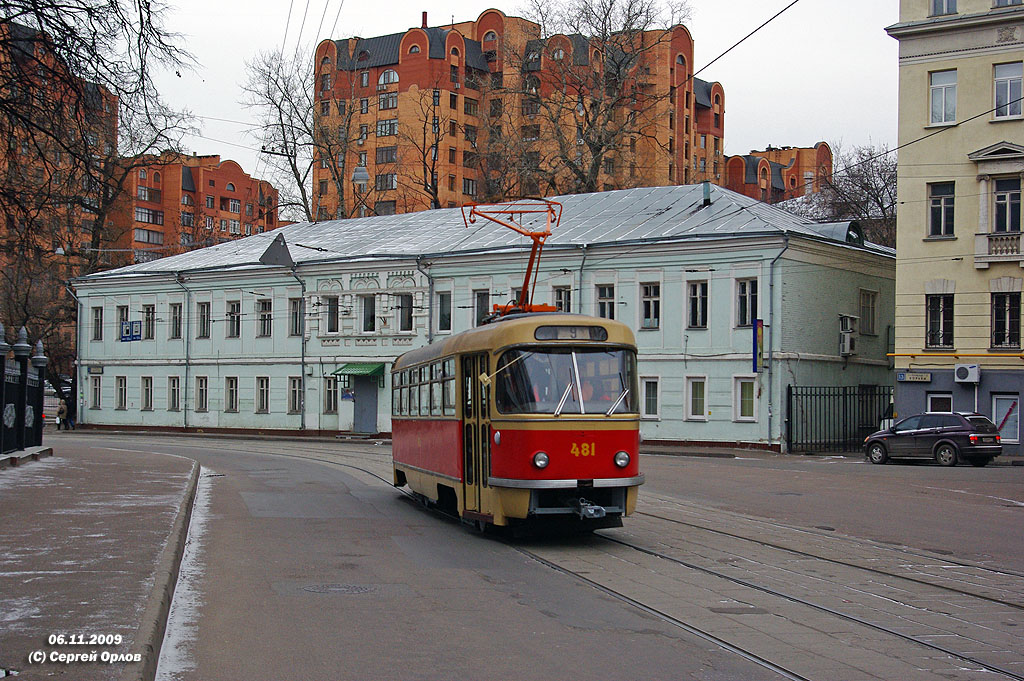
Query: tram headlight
533 451 549 469
614 451 630 468
493 430 501 446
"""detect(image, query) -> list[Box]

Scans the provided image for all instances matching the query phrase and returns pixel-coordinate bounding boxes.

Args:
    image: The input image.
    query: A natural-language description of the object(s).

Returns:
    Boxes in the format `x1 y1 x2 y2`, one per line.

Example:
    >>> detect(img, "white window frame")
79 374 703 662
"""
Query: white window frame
927 393 953 413
325 295 340 333
859 289 878 336
641 376 660 420
688 280 708 329
90 375 102 409
225 376 239 413
640 282 661 329
143 304 155 340
91 306 103 341
733 375 757 422
685 376 707 421
553 286 572 312
288 376 303 414
195 376 208 412
735 277 758 328
324 376 339 414
994 61 1023 119
289 298 304 337
993 394 1020 444
929 70 957 125
141 376 153 411
257 299 273 337
360 294 376 333
437 291 453 333
196 301 211 338
596 284 615 320
116 376 127 410
396 293 414 332
168 376 180 411
256 376 270 414
227 300 241 338
169 303 182 339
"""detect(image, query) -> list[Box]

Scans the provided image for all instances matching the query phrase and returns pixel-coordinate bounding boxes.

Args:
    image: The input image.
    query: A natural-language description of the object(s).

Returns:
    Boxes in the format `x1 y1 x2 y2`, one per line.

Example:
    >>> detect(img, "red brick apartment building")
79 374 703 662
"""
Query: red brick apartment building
113 152 280 262
313 8 726 217
0 21 119 262
724 142 833 204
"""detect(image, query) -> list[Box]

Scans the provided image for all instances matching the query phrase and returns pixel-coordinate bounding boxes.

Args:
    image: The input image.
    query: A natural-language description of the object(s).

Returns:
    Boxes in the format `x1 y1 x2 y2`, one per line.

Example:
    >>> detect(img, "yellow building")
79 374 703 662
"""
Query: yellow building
887 0 1024 453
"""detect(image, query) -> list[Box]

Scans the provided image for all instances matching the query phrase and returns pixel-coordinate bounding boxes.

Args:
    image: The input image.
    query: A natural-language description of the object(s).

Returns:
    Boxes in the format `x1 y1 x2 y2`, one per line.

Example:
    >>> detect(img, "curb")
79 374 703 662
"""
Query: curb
0 446 53 469
120 458 200 681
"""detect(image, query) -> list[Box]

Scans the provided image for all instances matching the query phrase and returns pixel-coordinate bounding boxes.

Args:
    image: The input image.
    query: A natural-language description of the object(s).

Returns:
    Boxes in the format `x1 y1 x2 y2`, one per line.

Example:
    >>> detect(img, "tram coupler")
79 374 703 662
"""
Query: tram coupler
572 498 607 520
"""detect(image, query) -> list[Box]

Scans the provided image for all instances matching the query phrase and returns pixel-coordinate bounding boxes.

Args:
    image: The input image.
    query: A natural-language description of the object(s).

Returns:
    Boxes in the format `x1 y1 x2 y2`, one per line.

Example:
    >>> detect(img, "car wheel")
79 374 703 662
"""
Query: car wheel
935 443 959 467
969 458 990 468
867 442 888 464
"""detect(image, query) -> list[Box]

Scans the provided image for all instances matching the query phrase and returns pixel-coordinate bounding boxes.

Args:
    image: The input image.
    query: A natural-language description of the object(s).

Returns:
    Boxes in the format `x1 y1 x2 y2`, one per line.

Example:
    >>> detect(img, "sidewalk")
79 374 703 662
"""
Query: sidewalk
0 446 198 680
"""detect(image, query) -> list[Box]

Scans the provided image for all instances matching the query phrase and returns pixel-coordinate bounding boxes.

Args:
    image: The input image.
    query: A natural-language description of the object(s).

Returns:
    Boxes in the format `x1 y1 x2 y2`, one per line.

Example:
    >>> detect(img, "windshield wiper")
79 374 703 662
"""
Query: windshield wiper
606 389 629 416
554 381 574 416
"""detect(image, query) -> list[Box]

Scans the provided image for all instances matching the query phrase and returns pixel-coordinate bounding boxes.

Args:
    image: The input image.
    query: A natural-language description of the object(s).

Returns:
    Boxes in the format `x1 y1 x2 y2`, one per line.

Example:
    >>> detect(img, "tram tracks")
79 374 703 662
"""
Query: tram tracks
88 435 1024 680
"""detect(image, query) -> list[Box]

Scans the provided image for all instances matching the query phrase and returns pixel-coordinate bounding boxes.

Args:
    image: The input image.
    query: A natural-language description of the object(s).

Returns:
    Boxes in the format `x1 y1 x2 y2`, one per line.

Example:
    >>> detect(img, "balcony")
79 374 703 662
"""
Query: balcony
974 231 1024 268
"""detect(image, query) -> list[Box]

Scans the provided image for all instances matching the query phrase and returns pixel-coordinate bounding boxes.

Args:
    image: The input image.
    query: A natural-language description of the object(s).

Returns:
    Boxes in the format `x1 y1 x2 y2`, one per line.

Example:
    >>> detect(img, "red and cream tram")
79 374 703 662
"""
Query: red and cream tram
391 313 643 530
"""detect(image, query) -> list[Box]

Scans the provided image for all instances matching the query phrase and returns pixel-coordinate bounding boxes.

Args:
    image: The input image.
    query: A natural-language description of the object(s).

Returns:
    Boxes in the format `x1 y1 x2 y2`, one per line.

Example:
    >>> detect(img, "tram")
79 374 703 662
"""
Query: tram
390 200 643 530
391 313 642 529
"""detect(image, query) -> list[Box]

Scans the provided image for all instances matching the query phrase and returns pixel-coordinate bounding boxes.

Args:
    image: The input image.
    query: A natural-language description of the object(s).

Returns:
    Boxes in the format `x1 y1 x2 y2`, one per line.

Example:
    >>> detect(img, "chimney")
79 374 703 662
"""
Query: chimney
702 181 712 207
422 11 428 28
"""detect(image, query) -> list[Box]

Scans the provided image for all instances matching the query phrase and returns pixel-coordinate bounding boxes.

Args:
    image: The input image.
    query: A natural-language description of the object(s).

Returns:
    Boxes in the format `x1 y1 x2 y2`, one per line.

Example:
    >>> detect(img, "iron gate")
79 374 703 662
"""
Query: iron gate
786 385 893 452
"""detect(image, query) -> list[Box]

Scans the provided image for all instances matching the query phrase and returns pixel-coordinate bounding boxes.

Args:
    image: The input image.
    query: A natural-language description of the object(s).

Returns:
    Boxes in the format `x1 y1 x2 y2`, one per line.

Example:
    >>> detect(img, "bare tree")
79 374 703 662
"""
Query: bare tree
0 1 191 394
510 0 691 195
783 141 897 248
244 48 382 221
395 82 456 210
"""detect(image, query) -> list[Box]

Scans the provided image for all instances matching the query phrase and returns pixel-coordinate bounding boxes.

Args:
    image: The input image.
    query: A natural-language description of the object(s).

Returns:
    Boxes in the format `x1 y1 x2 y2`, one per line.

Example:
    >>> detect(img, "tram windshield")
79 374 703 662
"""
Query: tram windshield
494 347 638 415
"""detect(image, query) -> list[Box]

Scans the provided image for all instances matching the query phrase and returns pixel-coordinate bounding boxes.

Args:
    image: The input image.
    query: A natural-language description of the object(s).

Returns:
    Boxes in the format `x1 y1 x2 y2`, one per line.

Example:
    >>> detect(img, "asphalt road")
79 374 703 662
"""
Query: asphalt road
125 436 778 681
642 453 1024 572
49 433 1024 680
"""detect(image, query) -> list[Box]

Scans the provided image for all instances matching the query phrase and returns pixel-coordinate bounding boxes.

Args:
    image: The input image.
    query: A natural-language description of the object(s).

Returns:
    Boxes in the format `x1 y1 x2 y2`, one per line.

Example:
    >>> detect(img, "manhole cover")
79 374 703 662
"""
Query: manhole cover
303 583 376 595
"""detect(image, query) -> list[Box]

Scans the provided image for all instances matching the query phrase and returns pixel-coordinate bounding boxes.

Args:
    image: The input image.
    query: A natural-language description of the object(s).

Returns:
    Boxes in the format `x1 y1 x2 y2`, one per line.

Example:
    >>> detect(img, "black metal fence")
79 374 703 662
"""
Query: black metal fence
1 324 48 455
786 385 893 453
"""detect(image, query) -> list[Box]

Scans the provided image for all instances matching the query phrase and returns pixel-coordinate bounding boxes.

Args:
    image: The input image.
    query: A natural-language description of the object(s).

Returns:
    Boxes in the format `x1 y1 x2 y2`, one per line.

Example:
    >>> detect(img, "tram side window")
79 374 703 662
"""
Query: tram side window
419 368 429 416
392 373 401 416
430 363 442 415
409 369 419 415
443 359 456 416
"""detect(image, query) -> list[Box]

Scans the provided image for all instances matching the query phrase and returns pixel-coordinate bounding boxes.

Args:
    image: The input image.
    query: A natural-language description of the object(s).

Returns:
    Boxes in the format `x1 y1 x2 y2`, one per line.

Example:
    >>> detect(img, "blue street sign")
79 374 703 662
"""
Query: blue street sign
120 320 142 342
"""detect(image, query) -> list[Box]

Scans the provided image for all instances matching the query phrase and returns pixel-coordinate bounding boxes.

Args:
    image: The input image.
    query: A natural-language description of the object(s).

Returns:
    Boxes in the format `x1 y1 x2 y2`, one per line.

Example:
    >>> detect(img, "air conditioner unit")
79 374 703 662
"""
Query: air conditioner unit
839 331 856 356
839 314 859 334
954 364 980 383
357 138 364 145
454 82 461 89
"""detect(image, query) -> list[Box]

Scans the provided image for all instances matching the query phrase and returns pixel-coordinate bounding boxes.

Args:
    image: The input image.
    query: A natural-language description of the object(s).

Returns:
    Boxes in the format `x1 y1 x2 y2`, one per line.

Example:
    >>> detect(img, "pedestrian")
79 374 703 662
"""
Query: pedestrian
56 399 68 431
66 395 76 430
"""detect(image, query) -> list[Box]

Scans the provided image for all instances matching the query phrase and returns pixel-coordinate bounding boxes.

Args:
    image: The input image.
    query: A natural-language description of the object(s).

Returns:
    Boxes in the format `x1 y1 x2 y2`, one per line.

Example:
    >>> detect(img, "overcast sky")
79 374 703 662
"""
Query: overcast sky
152 0 899 178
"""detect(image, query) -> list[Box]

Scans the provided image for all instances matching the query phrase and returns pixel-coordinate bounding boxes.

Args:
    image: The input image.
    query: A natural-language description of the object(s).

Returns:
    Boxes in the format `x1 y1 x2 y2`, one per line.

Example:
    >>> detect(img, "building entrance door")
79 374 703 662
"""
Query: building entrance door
353 375 378 434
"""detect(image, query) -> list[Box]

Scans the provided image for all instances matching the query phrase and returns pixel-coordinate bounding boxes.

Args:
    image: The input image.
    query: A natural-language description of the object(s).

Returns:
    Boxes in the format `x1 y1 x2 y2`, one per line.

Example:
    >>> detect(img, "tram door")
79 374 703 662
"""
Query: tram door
461 353 490 514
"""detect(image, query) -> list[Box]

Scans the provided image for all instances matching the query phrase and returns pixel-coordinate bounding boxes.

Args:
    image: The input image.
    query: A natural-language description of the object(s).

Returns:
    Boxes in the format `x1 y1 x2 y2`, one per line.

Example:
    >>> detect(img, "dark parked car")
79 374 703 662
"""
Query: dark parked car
863 412 1002 467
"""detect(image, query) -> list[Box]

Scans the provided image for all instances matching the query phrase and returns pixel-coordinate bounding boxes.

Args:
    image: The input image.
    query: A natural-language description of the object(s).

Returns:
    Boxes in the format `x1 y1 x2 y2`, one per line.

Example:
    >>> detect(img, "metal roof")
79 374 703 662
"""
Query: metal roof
78 184 890 282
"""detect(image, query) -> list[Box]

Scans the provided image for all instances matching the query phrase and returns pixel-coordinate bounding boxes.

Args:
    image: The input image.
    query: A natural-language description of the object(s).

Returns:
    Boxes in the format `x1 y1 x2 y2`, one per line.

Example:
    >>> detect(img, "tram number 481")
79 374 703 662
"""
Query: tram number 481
571 442 596 457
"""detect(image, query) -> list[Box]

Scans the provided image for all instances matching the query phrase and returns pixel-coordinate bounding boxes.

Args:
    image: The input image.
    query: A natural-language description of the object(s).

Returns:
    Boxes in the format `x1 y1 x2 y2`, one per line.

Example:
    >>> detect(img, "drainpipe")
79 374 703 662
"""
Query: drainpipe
416 256 434 343
576 244 589 313
174 274 192 429
767 234 790 451
289 267 307 431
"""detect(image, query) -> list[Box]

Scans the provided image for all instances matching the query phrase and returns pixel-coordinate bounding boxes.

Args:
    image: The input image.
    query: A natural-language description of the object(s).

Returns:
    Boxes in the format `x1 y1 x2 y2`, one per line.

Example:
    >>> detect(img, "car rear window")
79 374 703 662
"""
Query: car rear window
966 416 998 432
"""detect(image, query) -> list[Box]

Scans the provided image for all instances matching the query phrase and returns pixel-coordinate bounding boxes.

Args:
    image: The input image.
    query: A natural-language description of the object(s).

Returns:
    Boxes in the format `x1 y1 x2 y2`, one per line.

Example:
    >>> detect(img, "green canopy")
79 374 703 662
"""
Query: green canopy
332 363 385 377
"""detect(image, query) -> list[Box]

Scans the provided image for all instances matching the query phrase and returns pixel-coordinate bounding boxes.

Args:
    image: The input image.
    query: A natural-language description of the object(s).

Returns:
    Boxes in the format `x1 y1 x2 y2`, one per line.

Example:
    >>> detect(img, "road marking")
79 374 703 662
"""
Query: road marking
917 485 1024 507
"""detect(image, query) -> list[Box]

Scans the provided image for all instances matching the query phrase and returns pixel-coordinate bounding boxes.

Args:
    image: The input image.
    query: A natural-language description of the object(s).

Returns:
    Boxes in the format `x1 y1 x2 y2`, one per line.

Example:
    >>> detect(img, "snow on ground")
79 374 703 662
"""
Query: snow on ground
155 466 216 681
